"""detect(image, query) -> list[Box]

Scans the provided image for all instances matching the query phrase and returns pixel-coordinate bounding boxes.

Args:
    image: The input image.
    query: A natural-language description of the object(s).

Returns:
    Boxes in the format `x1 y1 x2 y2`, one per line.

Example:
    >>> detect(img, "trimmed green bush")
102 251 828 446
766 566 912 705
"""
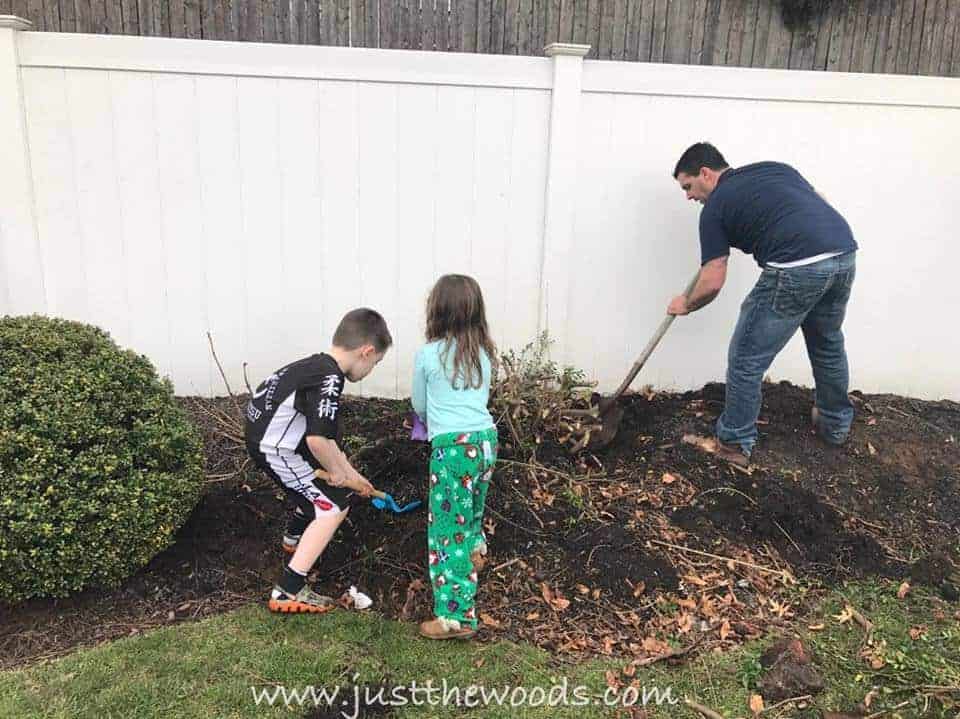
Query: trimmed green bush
0 315 204 602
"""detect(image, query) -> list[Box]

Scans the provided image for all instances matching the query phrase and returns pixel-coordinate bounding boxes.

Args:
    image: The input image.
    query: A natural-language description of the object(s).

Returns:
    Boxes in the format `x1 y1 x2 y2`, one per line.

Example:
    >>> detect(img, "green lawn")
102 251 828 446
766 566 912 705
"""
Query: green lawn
1 580 957 719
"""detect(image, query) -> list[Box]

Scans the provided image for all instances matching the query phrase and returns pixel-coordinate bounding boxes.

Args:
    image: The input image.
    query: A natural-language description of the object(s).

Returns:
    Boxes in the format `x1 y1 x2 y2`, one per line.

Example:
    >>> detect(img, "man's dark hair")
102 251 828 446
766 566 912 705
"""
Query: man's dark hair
332 308 393 352
673 142 729 179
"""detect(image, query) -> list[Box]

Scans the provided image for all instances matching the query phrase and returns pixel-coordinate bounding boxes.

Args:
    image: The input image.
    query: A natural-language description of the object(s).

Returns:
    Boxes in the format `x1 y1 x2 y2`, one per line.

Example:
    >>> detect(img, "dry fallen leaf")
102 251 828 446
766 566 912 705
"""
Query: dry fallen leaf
769 600 795 618
749 694 764 715
833 605 855 624
808 623 826 631
719 619 734 640
867 442 878 455
909 625 926 640
642 636 671 654
897 581 911 599
632 581 647 598
474 658 485 668
683 573 708 587
677 613 694 633
575 583 590 595
867 417 878 426
525 611 540 621
661 472 678 484
605 670 620 690
700 595 718 618
480 613 501 629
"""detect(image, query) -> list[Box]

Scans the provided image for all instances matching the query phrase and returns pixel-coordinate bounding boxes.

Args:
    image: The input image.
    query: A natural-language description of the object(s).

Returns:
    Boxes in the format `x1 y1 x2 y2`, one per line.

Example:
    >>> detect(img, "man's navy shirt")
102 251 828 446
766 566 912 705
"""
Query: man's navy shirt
698 161 857 267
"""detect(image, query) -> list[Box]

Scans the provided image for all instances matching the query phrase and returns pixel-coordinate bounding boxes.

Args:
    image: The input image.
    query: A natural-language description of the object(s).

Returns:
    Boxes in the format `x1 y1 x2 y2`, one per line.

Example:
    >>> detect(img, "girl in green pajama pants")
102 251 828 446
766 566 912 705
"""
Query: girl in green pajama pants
411 274 498 640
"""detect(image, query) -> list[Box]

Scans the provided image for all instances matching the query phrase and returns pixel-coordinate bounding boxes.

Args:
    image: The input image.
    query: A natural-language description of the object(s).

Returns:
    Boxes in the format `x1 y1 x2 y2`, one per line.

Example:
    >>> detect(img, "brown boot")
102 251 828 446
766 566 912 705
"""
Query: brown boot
682 434 749 468
419 617 476 640
715 441 750 468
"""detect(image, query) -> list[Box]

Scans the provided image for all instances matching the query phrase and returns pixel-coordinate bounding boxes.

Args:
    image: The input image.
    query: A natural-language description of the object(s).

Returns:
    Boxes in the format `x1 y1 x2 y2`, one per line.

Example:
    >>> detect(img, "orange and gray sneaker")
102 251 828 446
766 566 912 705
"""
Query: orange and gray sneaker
267 585 335 614
281 534 300 555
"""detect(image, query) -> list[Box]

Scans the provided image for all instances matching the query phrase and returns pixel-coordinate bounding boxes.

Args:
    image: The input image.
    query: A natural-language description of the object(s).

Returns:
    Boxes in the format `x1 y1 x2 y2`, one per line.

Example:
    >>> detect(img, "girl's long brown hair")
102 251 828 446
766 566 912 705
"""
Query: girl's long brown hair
425 274 497 389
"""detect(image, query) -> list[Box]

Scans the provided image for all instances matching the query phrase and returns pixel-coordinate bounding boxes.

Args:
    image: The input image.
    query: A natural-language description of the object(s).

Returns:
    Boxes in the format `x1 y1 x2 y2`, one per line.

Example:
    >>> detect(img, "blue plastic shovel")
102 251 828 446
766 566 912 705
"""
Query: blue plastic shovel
314 469 421 514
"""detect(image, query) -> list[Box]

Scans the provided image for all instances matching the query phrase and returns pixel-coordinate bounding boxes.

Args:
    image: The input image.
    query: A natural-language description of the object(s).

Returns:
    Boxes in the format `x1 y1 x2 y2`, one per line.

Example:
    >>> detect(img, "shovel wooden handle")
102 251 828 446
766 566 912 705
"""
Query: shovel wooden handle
313 468 385 500
607 272 701 402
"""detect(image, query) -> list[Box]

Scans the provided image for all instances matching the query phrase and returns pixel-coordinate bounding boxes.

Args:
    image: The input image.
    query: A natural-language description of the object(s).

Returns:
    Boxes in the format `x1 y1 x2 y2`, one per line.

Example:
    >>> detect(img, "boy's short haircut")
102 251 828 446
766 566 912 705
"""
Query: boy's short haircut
332 308 393 352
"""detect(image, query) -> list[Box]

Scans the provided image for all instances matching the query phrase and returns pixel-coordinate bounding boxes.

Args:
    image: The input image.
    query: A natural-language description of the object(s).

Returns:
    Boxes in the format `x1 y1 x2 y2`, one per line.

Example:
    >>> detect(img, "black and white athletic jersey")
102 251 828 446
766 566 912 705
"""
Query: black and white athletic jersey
244 353 345 459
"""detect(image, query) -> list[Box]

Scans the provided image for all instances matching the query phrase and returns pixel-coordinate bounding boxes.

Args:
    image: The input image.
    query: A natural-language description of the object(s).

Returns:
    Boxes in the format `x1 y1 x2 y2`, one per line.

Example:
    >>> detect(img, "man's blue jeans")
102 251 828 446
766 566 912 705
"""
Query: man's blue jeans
717 252 856 455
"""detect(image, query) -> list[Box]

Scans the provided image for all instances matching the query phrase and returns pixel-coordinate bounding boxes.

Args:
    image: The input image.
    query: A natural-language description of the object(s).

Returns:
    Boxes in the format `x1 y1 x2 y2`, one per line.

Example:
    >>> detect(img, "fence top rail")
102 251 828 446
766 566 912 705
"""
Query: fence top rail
16 32 555 90
582 61 960 110
14 30 960 109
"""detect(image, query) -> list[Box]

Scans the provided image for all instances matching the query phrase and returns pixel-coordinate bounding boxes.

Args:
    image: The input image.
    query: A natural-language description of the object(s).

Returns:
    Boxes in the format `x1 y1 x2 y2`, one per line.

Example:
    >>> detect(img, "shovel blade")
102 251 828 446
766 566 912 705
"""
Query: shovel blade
372 494 422 514
589 403 624 450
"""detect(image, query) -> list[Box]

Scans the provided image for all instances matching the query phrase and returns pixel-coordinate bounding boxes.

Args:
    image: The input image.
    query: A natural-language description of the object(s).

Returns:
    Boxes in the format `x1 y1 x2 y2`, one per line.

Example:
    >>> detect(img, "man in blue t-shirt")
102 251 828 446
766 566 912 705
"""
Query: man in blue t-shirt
666 142 858 467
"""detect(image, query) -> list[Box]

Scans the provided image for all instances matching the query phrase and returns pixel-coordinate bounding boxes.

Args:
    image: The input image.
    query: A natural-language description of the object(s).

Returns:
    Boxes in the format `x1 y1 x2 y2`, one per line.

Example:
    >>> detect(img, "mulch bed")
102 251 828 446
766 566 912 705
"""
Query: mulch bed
3 382 959 670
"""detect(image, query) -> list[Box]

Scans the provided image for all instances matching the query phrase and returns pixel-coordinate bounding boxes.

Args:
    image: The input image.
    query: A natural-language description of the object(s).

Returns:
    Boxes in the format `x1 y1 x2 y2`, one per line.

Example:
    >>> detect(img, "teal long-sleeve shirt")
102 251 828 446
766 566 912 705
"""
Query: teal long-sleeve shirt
411 340 495 440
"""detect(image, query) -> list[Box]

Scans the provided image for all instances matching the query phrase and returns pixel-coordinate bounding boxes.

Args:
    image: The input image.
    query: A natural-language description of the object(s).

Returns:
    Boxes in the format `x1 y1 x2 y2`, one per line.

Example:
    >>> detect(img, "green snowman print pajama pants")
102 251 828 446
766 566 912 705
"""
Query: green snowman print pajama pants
427 427 498 629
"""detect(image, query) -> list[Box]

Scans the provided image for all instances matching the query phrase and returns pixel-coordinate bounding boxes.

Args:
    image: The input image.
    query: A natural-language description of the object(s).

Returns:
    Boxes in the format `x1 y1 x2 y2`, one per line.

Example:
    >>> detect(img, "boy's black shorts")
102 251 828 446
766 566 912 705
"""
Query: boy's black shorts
247 442 351 518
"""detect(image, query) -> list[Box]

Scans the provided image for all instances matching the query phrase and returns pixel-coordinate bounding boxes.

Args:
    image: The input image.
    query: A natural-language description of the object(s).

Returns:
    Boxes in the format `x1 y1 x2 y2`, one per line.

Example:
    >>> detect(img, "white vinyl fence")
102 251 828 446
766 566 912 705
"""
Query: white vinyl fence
2 16 959 401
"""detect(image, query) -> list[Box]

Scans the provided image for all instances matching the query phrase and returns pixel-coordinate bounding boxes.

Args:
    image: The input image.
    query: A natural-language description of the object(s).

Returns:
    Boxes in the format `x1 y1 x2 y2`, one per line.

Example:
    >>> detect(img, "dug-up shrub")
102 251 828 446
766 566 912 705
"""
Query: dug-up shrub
491 332 593 461
0 316 204 602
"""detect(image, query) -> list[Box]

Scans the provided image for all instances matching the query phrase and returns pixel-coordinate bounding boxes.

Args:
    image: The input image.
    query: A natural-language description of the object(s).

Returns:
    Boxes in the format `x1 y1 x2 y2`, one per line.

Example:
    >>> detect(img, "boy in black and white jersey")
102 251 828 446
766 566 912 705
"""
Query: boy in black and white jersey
245 308 391 613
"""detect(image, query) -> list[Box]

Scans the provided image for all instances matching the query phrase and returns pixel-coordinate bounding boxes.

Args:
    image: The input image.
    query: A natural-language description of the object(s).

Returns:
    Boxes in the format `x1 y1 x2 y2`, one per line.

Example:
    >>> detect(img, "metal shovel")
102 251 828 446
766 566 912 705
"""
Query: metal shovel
564 273 700 451
313 469 422 514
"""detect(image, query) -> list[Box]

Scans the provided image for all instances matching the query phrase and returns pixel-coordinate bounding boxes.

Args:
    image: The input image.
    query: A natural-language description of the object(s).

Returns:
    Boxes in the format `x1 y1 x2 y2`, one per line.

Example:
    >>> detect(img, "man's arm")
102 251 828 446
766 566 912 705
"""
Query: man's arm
666 256 728 315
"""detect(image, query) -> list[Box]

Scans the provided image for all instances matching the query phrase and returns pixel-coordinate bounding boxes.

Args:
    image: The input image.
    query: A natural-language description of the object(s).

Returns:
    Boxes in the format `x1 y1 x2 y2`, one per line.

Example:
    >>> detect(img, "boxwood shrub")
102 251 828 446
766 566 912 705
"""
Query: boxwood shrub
0 315 204 602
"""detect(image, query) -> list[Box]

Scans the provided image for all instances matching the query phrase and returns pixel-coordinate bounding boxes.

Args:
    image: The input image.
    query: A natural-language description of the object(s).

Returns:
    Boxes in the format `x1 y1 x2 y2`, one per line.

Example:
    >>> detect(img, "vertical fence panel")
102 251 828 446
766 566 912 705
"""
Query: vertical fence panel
943 0 959 75
477 0 490 51
459 0 477 51
906 0 928 72
154 74 210 392
196 75 247 392
67 70 131 348
610 0 627 59
394 84 438 397
584 0 599 58
108 71 172 376
503 0 518 52
316 80 363 384
21 68 86 321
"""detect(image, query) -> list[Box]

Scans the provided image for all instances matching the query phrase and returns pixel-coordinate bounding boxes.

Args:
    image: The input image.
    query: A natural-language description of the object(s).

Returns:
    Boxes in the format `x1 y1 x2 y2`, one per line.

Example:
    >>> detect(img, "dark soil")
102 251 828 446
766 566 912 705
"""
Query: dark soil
2 382 959 668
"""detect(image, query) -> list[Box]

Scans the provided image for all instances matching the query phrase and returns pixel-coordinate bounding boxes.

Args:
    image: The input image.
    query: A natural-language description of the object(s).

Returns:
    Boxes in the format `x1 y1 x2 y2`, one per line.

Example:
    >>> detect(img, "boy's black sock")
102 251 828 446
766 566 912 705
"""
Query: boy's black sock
278 565 308 596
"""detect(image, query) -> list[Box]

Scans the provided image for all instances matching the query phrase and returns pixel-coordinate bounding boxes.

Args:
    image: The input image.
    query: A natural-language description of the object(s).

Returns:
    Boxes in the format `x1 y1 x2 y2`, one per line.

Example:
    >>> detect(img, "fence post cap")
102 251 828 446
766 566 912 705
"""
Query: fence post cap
543 43 591 58
0 15 33 30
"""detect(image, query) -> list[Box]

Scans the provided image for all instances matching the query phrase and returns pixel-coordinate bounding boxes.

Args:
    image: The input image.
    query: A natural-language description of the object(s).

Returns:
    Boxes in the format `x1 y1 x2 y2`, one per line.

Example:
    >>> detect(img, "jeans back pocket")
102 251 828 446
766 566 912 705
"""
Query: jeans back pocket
773 270 832 319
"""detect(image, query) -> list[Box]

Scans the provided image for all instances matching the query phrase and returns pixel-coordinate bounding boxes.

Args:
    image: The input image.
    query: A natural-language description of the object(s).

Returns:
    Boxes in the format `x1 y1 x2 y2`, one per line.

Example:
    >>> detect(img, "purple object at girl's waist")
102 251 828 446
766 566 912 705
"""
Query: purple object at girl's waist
409 412 428 441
